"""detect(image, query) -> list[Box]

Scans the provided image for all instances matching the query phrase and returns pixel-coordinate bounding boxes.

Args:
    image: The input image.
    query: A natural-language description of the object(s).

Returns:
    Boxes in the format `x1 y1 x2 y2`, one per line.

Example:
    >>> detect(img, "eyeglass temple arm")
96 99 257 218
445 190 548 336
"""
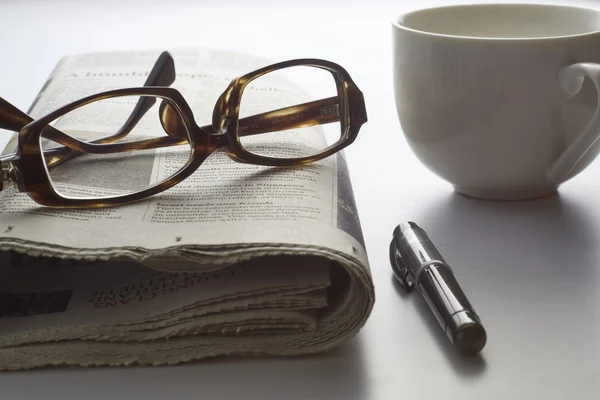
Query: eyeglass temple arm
43 51 177 166
0 51 175 141
0 101 95 155
161 96 341 138
40 136 187 170
0 97 35 133
95 51 176 144
233 96 340 137
0 51 176 168
0 99 159 163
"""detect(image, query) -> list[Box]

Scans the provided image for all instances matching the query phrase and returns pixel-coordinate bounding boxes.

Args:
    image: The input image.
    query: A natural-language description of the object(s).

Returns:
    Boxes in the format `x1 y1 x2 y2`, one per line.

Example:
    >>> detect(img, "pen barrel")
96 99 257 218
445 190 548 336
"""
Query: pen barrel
417 265 485 355
395 222 486 355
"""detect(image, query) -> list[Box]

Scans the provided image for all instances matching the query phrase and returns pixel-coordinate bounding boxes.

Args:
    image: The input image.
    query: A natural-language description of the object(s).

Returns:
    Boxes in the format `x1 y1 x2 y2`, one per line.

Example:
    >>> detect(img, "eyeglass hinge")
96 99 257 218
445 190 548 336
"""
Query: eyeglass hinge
0 159 18 192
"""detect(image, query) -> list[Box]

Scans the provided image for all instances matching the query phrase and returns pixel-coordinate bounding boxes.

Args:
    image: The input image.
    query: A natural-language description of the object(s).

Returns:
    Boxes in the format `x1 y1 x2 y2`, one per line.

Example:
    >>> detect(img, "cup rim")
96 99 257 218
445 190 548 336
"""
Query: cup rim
392 3 600 42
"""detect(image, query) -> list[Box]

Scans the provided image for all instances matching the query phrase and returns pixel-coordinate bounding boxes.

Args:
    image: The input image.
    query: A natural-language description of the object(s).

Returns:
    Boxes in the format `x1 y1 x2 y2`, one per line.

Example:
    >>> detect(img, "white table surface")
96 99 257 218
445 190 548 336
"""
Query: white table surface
1 0 600 398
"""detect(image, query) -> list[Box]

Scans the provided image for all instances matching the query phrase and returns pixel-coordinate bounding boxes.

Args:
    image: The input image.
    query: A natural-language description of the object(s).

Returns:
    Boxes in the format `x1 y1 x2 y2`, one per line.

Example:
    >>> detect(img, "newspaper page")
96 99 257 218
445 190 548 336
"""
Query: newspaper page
0 49 374 370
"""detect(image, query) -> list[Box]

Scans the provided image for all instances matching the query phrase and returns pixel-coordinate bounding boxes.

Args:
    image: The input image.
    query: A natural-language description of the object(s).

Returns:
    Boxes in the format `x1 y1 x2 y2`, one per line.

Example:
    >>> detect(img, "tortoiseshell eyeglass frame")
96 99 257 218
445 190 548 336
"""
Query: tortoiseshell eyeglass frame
0 51 367 208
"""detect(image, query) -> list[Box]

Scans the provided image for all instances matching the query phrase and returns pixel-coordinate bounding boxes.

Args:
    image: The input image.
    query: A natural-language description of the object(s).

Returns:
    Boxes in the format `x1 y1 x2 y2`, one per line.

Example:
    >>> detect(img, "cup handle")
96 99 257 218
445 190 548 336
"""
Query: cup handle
548 62 600 184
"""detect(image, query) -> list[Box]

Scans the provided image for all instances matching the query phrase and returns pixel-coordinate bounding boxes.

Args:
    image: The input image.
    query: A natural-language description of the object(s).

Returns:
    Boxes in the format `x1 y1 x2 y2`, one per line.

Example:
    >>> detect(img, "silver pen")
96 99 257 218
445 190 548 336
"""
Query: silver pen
389 221 487 356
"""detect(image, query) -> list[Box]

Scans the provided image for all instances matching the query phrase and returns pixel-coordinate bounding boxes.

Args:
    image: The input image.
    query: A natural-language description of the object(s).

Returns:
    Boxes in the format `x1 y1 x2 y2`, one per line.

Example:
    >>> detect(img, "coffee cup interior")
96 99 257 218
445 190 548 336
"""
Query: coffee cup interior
395 4 600 39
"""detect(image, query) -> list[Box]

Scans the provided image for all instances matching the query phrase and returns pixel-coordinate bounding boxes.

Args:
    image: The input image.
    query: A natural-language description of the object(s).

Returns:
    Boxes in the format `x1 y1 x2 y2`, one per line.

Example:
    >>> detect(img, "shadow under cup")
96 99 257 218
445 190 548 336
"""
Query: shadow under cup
392 3 600 200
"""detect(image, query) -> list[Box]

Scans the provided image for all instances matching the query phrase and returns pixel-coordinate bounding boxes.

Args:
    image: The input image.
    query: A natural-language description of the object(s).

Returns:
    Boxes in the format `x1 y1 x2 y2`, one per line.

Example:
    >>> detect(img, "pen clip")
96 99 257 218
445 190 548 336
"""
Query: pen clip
389 235 414 293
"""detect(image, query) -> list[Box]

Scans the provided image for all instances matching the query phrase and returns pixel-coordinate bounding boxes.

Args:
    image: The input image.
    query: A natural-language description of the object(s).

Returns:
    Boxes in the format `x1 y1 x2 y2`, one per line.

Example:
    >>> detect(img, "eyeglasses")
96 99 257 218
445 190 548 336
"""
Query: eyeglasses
0 51 367 208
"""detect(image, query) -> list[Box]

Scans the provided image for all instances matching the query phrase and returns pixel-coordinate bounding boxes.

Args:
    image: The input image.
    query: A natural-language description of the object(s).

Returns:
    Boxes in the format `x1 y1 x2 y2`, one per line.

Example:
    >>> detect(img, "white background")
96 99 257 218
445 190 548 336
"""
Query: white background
1 0 600 398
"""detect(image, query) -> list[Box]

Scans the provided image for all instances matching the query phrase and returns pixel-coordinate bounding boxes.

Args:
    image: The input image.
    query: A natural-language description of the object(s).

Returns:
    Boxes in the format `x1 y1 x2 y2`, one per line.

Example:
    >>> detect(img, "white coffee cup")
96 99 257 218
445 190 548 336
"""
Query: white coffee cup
393 3 600 200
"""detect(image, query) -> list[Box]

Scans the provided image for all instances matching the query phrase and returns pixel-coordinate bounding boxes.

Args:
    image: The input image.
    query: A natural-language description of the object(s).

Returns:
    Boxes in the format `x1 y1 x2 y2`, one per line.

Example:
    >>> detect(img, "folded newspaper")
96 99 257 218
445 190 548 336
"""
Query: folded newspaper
0 49 374 370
